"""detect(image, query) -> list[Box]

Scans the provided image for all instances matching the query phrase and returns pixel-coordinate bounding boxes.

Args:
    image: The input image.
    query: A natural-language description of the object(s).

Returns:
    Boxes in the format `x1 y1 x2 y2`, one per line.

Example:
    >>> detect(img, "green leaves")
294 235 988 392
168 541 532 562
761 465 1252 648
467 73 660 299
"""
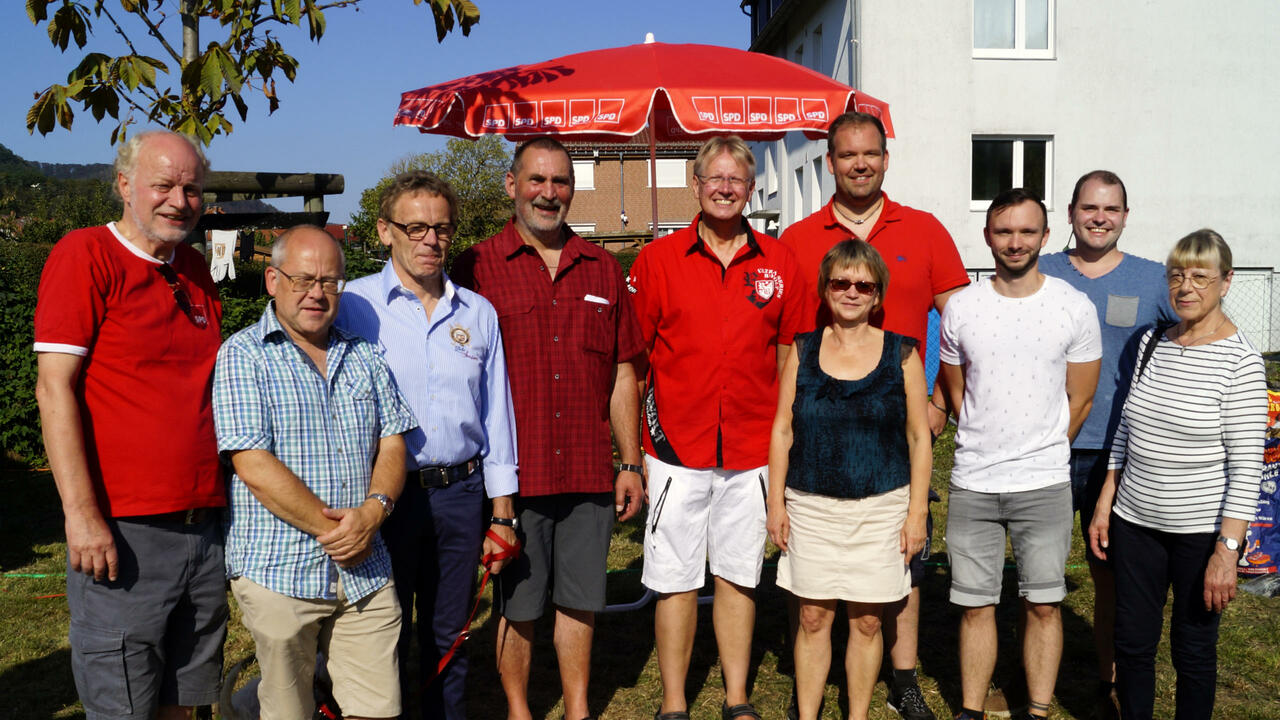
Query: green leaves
25 1 482 145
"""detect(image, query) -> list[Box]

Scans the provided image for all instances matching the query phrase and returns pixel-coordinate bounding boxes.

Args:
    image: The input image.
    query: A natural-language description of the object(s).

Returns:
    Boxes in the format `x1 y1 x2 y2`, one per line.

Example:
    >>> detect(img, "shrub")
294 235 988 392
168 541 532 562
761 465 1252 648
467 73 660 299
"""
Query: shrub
0 242 52 466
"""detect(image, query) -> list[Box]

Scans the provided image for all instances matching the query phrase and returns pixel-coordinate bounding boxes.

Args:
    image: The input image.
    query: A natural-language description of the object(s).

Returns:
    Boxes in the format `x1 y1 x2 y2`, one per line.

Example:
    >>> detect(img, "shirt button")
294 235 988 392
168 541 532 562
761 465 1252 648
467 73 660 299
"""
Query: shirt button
552 299 558 306
553 335 559 342
554 448 561 455
539 266 546 272
555 411 561 418
554 373 560 380
597 307 603 313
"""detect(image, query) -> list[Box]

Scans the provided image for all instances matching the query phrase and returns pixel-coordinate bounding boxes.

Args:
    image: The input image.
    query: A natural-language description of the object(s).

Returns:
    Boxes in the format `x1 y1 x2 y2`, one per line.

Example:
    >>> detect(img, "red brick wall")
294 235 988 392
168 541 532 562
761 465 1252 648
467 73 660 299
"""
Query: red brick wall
566 156 700 235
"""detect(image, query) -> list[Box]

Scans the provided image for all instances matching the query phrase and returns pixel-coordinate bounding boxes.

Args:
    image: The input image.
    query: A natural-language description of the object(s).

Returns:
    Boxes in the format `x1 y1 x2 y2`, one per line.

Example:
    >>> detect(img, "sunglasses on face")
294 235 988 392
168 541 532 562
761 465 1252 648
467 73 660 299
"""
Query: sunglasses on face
826 278 879 295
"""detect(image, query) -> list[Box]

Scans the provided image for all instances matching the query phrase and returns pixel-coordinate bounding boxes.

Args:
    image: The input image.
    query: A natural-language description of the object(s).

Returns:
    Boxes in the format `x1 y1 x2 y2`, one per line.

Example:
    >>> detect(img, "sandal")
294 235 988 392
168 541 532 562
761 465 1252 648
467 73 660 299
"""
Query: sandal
722 702 763 720
655 711 690 720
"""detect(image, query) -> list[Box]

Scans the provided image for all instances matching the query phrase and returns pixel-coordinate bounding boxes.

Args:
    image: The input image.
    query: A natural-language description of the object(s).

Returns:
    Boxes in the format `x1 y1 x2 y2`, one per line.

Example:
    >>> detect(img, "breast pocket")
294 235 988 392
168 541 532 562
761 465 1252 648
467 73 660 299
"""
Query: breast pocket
335 373 378 449
578 299 615 355
1104 294 1140 328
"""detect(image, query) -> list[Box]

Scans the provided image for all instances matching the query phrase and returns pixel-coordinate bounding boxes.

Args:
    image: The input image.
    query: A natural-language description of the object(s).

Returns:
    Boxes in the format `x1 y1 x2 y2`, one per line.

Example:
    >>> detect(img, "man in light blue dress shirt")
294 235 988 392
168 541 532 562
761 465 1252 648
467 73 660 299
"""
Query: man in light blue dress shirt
338 171 518 720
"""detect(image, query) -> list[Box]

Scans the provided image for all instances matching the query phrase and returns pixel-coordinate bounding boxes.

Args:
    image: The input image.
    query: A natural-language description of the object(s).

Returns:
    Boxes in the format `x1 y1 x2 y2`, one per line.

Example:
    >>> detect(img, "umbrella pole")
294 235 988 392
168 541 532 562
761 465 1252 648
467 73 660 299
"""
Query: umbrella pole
649 106 659 244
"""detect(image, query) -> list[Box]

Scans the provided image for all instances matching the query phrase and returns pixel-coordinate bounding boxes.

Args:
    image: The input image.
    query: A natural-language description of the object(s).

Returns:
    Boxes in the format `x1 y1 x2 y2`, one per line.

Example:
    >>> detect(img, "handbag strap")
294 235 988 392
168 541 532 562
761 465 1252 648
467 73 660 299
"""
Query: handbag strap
1137 321 1177 380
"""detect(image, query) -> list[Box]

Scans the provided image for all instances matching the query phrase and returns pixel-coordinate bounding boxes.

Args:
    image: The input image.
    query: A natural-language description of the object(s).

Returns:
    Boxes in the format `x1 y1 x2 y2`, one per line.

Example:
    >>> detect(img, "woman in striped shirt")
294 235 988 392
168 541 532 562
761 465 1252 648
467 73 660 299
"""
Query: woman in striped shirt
1088 228 1267 720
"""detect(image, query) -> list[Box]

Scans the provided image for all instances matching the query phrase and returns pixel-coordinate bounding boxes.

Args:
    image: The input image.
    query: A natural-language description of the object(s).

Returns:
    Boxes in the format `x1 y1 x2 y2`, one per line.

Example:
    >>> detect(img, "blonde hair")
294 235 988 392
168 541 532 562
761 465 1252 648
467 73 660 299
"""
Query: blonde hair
1167 228 1233 274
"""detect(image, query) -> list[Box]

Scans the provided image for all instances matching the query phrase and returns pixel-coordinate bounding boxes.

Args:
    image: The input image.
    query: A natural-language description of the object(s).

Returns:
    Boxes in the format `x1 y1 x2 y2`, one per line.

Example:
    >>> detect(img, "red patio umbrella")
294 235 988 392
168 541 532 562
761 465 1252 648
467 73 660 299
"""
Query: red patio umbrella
395 39 893 239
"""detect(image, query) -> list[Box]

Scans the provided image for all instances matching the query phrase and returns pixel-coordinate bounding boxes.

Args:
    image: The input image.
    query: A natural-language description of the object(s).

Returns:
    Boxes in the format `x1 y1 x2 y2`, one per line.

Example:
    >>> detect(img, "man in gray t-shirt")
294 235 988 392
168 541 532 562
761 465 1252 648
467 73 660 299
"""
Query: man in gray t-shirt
1039 170 1175 720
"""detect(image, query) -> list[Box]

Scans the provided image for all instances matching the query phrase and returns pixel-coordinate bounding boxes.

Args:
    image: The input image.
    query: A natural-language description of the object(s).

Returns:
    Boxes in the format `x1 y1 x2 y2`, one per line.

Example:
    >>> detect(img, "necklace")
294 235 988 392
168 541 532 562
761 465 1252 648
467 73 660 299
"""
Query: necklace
1175 316 1227 354
834 195 884 226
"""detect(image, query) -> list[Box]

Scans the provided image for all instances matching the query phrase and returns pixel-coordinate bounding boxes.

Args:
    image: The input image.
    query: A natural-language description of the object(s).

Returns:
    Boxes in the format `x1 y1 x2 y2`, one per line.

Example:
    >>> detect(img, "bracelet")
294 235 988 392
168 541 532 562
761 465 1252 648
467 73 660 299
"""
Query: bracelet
929 400 946 412
617 463 644 475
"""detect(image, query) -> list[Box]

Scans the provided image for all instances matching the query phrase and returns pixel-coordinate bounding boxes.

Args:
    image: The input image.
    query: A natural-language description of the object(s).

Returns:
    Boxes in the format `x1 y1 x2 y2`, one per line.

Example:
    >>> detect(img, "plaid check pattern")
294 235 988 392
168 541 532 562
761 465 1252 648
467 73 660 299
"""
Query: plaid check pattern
213 303 417 601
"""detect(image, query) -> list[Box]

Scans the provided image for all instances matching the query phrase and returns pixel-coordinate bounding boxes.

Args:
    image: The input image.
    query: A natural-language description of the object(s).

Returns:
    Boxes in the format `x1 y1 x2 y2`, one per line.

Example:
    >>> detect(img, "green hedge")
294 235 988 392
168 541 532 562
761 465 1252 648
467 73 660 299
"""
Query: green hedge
0 242 52 466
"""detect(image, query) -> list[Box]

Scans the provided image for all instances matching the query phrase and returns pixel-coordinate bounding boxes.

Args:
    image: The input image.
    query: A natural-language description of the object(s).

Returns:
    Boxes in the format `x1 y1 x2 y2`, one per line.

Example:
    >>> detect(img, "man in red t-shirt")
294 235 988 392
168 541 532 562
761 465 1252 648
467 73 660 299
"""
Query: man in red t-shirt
34 131 226 720
628 136 805 720
778 112 969 720
452 137 645 720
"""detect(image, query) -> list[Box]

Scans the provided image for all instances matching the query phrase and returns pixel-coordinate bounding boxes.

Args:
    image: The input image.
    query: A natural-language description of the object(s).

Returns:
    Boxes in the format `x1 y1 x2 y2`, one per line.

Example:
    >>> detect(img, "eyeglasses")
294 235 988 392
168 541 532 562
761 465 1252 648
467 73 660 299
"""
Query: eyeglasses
1166 270 1220 289
273 268 347 295
386 219 455 242
827 278 879 295
696 175 750 190
156 264 209 328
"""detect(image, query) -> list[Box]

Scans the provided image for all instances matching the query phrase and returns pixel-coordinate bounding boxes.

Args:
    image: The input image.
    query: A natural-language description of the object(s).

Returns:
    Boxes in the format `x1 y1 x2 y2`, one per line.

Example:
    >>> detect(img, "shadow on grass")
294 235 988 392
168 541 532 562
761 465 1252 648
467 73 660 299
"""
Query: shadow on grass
0 468 65 572
915 555 1099 718
0 648 81 719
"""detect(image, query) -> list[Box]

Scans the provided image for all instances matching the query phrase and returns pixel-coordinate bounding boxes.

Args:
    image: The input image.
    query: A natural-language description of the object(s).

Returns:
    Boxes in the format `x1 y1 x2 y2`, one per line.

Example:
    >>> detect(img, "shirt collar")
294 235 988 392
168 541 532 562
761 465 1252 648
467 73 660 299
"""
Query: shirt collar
682 213 765 258
377 261 461 308
253 300 355 345
819 192 904 231
107 221 174 264
496 217 594 267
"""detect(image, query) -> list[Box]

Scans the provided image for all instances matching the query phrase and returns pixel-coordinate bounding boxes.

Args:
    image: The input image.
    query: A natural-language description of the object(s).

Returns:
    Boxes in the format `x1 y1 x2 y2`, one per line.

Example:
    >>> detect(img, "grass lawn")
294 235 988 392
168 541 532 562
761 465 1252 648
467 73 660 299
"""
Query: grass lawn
3 430 1279 719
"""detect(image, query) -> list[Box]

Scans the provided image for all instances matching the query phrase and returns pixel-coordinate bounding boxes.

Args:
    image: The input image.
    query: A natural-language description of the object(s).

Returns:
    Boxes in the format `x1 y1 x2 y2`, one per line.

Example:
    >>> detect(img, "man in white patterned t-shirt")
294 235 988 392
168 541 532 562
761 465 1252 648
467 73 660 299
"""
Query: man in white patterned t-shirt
938 188 1102 720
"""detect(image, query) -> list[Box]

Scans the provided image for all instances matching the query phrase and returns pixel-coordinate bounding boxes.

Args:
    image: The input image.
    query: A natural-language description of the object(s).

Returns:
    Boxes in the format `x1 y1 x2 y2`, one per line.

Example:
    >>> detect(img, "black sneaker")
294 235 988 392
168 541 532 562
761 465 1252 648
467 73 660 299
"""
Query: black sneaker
887 683 937 720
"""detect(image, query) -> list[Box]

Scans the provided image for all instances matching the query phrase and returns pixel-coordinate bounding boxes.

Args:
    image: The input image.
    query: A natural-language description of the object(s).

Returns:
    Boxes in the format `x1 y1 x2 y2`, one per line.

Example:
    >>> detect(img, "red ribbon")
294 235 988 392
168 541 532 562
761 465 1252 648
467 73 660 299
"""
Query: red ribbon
424 527 521 684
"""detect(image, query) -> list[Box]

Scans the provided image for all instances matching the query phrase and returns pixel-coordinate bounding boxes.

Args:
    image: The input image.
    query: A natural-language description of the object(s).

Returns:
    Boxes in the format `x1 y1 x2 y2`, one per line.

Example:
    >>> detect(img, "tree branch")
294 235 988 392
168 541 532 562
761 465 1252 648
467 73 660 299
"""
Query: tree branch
95 5 144 58
123 3 183 65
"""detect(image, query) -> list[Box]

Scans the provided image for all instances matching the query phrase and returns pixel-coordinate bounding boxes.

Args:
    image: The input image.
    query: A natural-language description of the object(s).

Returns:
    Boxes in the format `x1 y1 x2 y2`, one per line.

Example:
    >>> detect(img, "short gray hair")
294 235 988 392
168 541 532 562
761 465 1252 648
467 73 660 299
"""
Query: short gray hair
112 130 210 199
272 224 346 276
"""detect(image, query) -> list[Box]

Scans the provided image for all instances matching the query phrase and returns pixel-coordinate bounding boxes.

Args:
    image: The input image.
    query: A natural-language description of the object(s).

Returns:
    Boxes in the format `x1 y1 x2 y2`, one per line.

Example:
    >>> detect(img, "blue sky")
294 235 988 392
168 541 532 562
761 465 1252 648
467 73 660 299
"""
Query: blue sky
1 2 749 222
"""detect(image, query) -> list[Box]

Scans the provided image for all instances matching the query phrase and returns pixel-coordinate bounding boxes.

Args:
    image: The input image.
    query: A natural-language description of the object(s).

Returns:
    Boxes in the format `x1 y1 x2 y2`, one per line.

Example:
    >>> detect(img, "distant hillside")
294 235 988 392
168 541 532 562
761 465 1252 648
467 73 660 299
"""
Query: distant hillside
0 143 111 181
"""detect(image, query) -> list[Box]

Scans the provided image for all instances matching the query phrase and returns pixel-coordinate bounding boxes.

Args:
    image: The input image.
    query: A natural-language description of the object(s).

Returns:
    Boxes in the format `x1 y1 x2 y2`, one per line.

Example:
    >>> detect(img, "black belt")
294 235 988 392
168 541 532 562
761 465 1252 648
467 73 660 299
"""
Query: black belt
143 507 218 525
408 456 480 489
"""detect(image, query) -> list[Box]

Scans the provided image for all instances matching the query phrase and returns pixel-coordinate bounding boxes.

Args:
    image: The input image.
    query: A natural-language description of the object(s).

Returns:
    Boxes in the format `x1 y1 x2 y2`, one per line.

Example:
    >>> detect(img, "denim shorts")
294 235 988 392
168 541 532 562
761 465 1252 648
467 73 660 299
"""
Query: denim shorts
1069 449 1110 563
946 483 1072 607
66 512 227 719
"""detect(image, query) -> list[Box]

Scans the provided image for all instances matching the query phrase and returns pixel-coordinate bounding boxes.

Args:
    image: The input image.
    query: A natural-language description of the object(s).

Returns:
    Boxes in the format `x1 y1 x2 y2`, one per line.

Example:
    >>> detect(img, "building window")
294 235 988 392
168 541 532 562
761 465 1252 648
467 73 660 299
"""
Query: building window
647 159 686 188
765 147 778 197
973 0 1053 59
971 135 1053 209
573 161 595 190
648 221 686 237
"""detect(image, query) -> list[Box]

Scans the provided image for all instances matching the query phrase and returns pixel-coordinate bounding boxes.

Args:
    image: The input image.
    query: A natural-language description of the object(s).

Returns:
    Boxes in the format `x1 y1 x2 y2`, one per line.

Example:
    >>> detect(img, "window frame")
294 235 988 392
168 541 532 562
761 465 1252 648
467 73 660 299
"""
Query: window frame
572 161 595 191
969 134 1054 212
972 0 1055 60
646 158 687 189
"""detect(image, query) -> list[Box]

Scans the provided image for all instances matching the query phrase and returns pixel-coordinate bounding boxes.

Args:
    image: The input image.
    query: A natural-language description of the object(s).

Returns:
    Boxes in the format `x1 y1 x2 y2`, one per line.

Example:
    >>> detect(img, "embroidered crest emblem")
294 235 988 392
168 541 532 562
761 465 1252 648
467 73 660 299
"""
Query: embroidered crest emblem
744 268 784 309
449 325 471 347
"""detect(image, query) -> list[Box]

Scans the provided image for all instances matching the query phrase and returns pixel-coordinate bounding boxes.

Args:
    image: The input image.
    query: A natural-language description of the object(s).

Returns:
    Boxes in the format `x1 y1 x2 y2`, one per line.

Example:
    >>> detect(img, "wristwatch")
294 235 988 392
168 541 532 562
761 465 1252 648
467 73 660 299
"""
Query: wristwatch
1217 535 1242 554
366 493 394 519
617 463 645 475
490 516 520 531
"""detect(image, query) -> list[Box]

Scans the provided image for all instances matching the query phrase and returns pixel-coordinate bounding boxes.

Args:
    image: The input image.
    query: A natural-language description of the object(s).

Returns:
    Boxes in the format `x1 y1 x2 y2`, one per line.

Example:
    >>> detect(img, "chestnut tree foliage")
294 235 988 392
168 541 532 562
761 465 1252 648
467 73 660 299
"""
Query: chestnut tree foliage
24 0 480 145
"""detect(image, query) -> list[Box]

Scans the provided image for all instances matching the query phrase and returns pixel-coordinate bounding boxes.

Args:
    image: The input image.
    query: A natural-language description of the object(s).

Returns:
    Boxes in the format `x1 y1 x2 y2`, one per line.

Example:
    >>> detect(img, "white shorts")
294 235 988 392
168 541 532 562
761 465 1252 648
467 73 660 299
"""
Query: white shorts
641 454 768 593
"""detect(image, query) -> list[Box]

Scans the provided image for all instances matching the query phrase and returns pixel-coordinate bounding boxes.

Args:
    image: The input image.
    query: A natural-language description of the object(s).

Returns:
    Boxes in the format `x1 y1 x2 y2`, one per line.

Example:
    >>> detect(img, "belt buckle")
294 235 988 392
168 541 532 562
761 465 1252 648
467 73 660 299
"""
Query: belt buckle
437 466 452 487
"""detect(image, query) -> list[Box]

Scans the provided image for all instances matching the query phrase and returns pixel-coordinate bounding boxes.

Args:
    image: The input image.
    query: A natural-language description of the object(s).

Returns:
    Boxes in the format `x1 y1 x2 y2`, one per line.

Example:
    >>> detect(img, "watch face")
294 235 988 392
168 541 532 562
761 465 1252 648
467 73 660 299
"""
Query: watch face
1221 536 1240 551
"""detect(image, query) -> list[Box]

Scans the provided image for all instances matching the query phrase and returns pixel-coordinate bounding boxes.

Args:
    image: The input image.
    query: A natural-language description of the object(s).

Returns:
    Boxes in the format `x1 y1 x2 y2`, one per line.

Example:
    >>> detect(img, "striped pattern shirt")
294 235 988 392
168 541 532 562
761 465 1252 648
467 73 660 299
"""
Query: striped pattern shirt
1108 328 1267 533
213 303 417 601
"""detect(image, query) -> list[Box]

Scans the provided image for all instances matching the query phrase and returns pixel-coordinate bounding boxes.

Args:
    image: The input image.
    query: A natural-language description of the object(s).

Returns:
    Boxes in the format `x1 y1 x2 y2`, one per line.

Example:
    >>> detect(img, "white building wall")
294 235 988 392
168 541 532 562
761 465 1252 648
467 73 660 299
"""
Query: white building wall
754 1 1280 270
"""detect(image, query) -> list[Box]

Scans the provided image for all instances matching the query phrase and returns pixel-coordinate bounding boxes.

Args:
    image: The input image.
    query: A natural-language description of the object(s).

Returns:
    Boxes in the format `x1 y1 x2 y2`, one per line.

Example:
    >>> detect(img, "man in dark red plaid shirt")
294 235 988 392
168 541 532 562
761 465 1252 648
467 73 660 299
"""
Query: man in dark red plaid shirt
452 137 645 720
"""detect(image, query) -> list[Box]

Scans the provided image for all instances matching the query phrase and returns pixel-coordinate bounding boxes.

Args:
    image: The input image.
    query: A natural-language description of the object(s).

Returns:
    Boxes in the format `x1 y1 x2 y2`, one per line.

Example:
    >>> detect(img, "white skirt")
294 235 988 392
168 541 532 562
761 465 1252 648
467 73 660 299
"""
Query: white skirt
776 485 911 603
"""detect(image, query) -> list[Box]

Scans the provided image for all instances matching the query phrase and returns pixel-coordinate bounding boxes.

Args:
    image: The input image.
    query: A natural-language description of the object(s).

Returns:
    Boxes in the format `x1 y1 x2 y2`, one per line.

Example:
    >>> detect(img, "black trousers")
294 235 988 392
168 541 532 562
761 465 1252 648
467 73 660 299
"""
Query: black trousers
1110 514 1221 720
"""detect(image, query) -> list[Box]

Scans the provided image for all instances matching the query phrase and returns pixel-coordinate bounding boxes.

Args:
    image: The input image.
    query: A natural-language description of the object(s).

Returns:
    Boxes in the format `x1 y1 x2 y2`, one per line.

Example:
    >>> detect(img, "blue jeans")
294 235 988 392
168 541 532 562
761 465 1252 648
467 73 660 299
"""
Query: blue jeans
1068 449 1110 563
1111 514 1221 720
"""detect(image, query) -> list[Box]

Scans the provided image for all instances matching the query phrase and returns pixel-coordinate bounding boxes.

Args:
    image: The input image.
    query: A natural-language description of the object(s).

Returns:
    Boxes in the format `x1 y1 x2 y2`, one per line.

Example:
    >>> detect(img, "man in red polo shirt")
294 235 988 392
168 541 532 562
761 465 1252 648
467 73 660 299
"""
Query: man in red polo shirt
778 112 969 720
452 137 645 720
34 130 226 720
627 136 805 720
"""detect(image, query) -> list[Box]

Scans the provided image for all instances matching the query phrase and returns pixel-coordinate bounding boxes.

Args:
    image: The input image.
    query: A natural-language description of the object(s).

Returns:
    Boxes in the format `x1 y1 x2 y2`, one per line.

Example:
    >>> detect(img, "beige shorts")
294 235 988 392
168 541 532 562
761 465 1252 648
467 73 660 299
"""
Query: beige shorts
231 576 402 719
777 485 911 603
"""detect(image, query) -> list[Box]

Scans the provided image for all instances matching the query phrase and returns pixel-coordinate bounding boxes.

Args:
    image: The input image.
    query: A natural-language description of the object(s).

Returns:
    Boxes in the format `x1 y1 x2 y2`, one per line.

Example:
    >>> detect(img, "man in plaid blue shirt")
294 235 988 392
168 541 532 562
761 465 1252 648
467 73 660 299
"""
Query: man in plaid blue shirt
213 226 417 720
